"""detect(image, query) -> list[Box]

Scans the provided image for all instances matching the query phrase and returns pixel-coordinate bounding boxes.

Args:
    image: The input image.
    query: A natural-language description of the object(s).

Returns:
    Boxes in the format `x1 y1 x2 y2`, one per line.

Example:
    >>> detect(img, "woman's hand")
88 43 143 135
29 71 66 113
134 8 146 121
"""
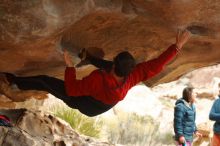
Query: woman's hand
179 136 185 144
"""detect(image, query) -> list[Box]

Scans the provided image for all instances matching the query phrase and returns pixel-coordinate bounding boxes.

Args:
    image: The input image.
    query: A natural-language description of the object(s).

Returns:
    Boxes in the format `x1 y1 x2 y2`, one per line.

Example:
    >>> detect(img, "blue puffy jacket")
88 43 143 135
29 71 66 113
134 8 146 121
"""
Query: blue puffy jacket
209 97 220 134
174 98 197 142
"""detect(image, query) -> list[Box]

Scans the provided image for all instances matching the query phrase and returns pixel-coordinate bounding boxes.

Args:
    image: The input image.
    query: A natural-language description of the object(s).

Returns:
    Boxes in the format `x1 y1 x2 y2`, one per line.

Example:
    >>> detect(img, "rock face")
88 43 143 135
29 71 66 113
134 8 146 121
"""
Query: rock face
1 0 220 86
0 109 113 146
1 2 220 144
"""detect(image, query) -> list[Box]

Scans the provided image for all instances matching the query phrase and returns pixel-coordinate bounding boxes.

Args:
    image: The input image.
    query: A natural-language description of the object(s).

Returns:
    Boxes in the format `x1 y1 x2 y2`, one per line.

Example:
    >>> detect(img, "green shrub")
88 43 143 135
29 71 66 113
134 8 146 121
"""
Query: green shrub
103 112 176 146
50 105 103 138
158 131 175 145
103 112 160 145
160 97 173 108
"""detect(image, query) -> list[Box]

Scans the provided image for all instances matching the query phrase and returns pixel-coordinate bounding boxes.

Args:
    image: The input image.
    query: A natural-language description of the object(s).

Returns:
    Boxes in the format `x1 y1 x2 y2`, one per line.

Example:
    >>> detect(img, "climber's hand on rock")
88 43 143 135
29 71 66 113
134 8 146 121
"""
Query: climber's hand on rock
64 49 74 67
176 29 191 50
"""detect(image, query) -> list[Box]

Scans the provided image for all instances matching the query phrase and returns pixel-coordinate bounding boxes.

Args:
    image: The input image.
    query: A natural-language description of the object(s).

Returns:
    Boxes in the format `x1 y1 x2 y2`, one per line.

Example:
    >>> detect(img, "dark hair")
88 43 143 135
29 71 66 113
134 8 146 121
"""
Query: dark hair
113 51 136 77
182 87 194 102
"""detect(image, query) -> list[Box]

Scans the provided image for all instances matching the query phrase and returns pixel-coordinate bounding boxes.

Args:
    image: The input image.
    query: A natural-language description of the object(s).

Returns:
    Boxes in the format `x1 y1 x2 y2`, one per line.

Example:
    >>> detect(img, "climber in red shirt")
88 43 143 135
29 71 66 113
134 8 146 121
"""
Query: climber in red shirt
0 30 190 116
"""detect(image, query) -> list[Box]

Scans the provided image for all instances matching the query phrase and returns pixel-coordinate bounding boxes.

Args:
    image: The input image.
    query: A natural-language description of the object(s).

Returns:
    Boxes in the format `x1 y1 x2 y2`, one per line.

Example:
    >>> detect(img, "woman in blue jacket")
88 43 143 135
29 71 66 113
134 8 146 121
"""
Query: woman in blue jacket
174 87 202 146
209 83 220 146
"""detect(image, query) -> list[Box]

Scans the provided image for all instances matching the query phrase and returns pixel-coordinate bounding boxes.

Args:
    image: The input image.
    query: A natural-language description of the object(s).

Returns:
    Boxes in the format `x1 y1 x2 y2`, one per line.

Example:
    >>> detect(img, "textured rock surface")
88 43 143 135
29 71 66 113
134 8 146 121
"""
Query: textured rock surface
1 0 220 86
0 109 113 146
0 2 220 143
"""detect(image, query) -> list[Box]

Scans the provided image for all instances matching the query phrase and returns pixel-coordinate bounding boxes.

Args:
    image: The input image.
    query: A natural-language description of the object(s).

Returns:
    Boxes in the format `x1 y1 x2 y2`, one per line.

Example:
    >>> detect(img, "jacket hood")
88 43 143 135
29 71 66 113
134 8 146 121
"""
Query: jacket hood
175 98 192 109
175 98 185 105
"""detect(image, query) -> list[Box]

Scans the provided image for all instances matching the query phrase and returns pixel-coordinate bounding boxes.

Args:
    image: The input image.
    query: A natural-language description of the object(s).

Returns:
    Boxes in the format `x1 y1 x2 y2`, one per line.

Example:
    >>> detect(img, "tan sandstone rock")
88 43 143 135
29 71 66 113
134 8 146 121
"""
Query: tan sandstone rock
0 109 114 146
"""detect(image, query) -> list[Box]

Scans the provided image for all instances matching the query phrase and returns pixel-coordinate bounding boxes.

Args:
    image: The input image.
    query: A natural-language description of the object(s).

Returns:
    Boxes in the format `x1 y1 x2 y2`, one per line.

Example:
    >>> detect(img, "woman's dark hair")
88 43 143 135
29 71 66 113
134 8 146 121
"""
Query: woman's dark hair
113 51 136 77
182 87 194 102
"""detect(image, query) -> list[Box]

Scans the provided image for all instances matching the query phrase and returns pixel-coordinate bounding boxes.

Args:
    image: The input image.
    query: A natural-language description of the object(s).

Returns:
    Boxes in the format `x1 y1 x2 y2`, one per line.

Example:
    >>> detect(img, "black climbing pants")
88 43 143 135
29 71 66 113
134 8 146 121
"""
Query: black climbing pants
5 73 114 117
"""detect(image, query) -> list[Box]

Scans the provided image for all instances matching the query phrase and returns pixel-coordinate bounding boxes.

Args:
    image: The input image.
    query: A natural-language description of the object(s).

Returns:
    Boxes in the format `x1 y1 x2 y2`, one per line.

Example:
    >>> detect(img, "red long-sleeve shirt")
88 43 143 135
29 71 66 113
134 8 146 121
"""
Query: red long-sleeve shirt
65 44 178 105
